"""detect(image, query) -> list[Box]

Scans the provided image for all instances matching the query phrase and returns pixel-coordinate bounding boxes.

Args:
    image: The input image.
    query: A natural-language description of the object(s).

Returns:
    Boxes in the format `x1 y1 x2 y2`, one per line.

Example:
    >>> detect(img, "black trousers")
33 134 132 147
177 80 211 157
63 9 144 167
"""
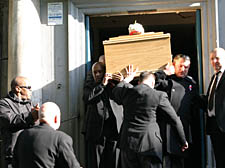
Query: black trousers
210 131 225 168
86 139 119 168
207 117 225 168
120 149 162 168
3 159 12 168
162 154 184 168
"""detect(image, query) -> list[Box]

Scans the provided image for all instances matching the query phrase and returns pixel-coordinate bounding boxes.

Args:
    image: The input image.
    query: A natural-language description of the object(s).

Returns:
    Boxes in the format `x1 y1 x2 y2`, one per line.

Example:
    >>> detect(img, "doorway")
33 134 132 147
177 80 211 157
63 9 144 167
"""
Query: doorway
88 10 203 167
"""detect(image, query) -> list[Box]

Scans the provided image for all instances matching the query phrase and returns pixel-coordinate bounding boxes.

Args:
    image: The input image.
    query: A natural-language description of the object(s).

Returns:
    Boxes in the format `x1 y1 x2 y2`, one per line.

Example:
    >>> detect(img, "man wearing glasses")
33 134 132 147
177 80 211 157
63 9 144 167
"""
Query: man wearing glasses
0 76 39 168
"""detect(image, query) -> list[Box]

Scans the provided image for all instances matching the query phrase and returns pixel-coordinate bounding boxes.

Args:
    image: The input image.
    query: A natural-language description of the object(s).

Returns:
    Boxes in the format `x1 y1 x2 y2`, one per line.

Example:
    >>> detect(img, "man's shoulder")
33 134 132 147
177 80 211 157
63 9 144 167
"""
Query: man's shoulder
185 75 197 85
0 96 11 102
136 84 164 97
55 130 72 140
153 89 167 97
0 93 23 105
0 96 13 108
170 74 197 85
27 125 72 141
54 130 74 146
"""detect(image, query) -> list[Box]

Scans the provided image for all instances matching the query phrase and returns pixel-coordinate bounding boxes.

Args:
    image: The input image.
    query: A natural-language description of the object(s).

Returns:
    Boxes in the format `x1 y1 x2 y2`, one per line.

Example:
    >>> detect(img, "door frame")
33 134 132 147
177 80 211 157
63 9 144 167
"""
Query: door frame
68 1 217 167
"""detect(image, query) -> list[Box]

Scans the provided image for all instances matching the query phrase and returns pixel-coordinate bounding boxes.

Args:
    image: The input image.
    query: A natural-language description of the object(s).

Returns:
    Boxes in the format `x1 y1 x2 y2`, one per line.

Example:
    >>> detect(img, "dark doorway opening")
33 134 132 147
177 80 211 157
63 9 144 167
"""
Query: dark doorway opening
89 11 202 168
89 11 198 83
0 0 8 98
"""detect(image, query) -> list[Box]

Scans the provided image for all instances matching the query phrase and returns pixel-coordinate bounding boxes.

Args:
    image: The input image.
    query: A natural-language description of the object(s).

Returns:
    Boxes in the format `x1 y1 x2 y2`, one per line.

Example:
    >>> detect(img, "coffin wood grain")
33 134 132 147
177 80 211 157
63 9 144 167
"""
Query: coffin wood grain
103 33 172 75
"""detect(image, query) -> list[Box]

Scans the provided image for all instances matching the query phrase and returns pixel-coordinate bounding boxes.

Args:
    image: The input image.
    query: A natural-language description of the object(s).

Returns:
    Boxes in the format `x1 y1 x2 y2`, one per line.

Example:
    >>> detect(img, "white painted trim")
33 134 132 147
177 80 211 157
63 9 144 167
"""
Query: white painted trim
80 2 203 15
73 0 206 9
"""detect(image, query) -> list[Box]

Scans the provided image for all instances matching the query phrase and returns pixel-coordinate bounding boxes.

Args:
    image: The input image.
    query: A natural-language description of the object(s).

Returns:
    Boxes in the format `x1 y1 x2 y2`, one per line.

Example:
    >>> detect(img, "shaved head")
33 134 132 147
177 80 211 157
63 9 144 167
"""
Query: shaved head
39 102 61 130
11 76 28 91
92 62 105 83
98 55 105 65
10 76 32 100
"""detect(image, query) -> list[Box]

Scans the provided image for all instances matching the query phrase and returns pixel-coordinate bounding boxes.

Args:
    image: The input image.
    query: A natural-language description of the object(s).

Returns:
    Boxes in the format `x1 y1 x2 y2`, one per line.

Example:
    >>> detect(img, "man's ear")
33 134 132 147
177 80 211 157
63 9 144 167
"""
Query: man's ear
15 86 21 93
54 116 57 124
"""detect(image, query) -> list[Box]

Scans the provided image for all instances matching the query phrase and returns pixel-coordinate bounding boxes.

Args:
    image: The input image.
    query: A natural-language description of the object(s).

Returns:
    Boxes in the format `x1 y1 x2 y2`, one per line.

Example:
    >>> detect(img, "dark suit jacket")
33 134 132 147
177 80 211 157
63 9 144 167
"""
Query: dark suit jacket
12 123 80 168
113 81 186 162
83 81 123 142
155 71 198 156
206 71 225 133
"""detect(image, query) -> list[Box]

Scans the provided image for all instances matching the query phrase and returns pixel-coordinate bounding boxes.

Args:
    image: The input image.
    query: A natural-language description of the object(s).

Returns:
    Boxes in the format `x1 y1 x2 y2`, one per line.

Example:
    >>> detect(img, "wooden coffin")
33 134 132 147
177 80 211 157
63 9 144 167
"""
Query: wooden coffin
103 32 172 75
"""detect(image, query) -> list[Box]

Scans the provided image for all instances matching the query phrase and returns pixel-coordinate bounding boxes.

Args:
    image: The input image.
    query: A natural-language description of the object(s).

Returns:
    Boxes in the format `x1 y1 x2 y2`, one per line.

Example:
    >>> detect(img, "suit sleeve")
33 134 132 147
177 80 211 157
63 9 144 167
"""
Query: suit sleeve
57 133 81 168
112 81 133 105
158 91 186 145
83 80 105 104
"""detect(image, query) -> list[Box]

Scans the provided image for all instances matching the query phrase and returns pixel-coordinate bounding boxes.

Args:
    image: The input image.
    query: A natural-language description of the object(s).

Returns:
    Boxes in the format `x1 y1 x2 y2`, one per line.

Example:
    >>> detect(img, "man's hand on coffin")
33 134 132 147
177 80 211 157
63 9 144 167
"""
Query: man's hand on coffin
124 64 138 83
102 73 112 86
112 72 124 82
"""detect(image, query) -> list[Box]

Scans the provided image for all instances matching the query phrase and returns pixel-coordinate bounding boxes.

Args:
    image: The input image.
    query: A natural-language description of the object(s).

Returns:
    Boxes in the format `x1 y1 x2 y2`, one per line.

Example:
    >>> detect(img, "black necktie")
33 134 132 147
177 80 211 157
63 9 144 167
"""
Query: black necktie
208 72 220 111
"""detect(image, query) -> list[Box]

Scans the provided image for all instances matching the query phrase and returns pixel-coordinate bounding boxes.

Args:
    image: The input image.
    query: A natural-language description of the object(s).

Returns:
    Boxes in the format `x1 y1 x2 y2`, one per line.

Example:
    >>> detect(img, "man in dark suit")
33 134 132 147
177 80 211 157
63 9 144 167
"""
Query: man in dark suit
113 65 188 168
154 54 199 168
205 48 225 168
12 102 81 168
82 62 123 168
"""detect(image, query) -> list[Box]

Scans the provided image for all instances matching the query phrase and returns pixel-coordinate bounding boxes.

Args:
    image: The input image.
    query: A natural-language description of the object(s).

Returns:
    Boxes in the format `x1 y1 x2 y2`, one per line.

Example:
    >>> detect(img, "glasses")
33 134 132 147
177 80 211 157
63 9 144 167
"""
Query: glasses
19 86 32 90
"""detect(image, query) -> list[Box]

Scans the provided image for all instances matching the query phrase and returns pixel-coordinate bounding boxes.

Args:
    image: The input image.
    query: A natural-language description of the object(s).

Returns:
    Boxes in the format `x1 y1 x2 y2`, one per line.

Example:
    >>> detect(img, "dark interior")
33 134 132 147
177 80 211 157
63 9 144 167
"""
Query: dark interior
89 11 198 83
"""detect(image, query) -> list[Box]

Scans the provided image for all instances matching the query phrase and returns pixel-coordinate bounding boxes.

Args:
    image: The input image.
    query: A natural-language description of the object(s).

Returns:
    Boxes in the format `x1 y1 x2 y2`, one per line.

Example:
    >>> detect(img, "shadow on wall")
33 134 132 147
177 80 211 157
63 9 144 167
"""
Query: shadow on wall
31 62 87 162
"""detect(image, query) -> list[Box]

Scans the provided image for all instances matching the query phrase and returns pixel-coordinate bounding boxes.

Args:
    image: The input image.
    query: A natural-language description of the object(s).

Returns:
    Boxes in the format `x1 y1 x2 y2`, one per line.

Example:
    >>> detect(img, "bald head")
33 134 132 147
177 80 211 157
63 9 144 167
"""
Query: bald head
92 62 105 83
39 102 61 130
11 76 32 100
11 76 28 91
211 47 225 53
98 55 105 65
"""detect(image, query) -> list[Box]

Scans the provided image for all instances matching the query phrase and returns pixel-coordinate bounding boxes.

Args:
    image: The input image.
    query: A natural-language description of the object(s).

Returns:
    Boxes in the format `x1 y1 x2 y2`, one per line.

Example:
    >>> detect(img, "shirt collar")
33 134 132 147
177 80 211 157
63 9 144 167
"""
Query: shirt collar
217 67 225 74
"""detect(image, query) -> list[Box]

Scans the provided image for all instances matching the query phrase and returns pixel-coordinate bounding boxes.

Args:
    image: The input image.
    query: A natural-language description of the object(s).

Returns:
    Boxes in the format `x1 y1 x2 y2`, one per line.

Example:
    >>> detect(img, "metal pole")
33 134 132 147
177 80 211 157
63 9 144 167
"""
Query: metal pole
196 9 206 168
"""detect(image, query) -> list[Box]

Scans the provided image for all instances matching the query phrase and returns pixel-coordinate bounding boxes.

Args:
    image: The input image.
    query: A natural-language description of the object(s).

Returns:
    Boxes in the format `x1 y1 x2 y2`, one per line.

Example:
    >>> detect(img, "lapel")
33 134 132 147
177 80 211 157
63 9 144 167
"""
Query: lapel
216 71 225 90
207 74 215 97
